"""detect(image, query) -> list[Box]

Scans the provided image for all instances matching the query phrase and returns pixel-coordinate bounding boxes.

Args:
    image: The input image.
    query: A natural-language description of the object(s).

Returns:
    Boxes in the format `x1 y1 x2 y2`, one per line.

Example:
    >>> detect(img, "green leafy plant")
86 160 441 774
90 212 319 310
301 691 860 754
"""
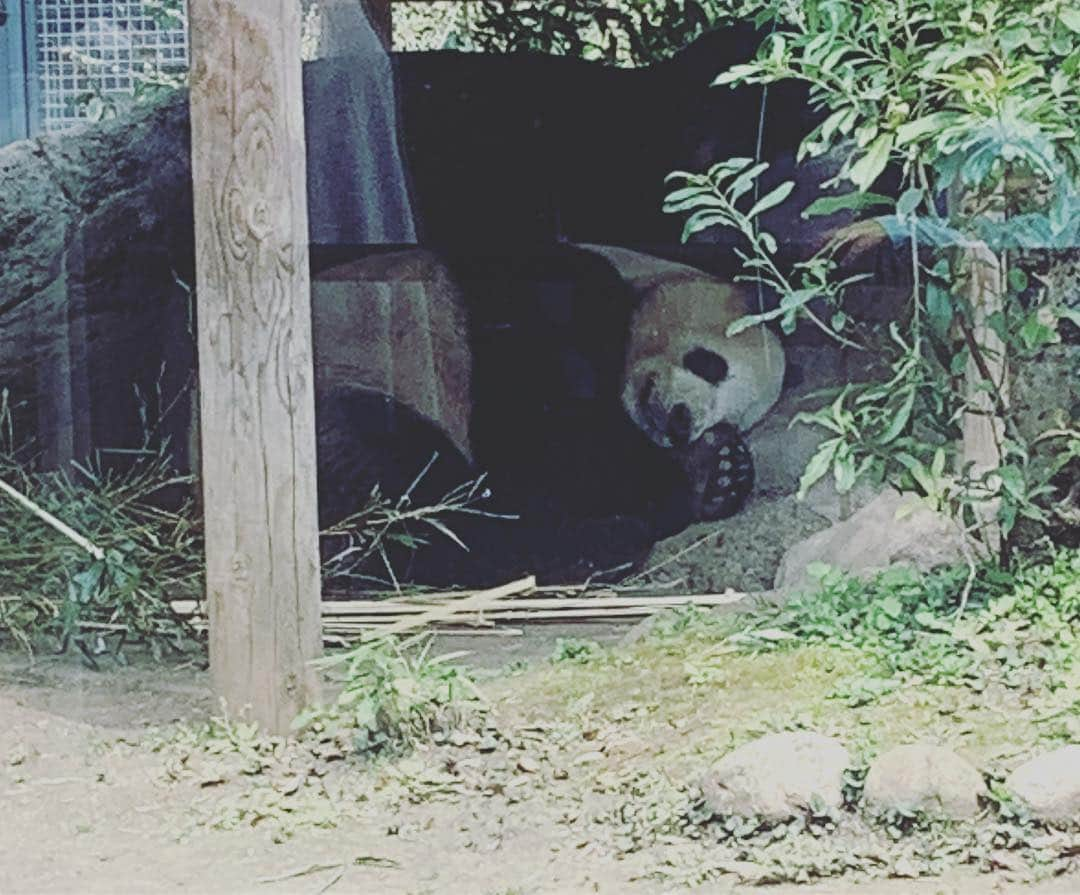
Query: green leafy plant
550 636 602 663
293 633 484 758
667 0 1080 554
462 0 737 66
0 385 493 658
728 548 1080 693
665 157 871 345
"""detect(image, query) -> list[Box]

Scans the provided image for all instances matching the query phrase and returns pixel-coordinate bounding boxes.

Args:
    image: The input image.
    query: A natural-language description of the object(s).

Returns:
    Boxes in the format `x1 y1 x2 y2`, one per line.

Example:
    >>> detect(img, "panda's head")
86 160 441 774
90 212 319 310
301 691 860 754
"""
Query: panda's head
568 246 786 519
621 314 782 520
622 308 785 451
626 343 741 448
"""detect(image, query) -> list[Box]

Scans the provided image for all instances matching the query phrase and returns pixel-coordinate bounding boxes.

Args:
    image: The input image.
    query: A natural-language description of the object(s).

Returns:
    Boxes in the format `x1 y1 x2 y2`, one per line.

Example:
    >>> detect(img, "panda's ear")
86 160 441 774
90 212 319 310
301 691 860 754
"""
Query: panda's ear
683 347 729 385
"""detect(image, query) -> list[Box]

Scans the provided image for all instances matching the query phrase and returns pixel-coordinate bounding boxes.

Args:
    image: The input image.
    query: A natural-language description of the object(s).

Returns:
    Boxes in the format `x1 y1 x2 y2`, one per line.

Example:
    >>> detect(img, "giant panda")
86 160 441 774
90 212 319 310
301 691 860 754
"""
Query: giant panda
309 243 786 585
430 243 786 583
578 244 786 521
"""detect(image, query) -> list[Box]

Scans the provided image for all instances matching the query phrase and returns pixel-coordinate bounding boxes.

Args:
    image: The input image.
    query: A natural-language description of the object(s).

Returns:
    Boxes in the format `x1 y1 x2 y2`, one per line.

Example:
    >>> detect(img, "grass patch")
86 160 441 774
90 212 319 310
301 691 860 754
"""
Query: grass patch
492 548 1080 773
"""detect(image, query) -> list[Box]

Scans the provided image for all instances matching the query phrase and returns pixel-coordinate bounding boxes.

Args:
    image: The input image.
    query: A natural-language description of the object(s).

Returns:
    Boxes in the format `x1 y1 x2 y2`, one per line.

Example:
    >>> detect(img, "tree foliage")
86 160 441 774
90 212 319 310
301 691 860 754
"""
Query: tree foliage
666 0 1080 555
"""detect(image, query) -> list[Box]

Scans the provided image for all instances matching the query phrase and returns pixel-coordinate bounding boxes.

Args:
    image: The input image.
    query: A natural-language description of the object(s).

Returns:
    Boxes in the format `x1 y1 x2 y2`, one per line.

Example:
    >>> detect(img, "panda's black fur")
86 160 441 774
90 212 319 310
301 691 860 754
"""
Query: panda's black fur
445 246 701 570
312 241 765 586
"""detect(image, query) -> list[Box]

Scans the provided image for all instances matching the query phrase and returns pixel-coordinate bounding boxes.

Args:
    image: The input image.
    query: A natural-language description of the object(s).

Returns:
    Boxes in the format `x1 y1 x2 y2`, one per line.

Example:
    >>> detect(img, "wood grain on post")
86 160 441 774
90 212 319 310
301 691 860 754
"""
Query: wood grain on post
188 0 322 732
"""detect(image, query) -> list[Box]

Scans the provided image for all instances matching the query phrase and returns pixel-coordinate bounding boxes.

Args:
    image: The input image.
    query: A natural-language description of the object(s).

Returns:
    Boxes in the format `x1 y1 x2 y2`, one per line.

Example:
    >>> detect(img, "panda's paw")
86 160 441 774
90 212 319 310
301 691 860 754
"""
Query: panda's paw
680 423 755 521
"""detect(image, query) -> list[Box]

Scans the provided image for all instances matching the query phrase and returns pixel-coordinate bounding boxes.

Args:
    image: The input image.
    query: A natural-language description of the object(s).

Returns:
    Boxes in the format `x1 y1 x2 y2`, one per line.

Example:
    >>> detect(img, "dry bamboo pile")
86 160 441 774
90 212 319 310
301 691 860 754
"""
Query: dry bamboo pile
170 576 748 640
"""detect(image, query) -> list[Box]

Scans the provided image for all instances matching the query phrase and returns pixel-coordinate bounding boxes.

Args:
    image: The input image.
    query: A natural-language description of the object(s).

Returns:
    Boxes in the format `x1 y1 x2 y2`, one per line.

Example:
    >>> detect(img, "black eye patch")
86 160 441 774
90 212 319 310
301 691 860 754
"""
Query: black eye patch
683 348 729 385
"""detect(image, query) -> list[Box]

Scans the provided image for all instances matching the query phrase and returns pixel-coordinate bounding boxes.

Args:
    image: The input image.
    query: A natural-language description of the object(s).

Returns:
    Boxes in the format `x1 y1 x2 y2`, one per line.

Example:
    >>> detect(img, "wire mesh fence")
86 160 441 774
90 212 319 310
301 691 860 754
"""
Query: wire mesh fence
35 0 188 131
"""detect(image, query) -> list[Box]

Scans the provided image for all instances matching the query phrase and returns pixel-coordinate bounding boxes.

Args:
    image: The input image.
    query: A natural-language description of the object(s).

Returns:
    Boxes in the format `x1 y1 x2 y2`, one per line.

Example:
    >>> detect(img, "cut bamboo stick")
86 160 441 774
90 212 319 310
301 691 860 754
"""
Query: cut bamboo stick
173 591 747 616
315 594 744 615
321 605 736 625
172 582 752 638
373 575 536 637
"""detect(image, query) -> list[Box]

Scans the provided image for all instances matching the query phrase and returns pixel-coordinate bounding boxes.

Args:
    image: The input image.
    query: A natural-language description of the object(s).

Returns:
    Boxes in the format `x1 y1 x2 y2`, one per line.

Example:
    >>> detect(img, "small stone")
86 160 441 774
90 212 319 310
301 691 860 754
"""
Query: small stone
1006 746 1080 825
516 755 540 774
700 732 850 822
198 768 228 788
449 729 477 748
476 736 498 753
864 744 986 820
716 860 771 883
274 775 303 796
988 850 1029 874
891 857 921 878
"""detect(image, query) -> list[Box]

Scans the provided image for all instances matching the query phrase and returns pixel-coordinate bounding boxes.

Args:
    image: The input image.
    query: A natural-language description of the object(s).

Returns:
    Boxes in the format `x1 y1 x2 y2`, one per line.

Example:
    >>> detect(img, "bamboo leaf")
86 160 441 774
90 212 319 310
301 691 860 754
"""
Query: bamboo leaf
848 133 895 191
802 191 894 218
747 181 795 219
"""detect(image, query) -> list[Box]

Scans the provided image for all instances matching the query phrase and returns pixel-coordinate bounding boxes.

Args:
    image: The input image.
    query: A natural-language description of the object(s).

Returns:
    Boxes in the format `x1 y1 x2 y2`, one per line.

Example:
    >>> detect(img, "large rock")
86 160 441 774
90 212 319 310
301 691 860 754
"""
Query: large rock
1006 747 1080 825
0 95 195 470
700 732 850 822
864 744 986 820
775 489 967 591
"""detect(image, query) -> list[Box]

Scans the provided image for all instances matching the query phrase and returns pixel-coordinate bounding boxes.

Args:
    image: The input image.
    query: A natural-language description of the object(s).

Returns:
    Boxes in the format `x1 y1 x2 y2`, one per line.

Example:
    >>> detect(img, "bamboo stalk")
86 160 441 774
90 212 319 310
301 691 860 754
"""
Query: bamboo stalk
320 595 746 614
322 605 736 625
320 582 618 603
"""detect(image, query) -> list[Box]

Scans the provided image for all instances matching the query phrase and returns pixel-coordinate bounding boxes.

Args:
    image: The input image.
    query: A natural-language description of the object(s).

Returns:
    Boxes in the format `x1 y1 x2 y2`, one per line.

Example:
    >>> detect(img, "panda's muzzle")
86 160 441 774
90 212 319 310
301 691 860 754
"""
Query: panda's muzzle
666 402 693 448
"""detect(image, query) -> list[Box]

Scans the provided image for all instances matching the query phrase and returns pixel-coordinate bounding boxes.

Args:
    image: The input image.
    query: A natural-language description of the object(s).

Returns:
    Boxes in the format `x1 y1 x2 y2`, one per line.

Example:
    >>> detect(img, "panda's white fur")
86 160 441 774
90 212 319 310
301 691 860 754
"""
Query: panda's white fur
577 244 785 448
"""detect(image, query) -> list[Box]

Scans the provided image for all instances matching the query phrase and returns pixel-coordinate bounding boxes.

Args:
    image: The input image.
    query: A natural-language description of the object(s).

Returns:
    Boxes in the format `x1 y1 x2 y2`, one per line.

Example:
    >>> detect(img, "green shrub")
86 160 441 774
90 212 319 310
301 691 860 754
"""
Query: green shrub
731 549 1080 689
668 0 1080 553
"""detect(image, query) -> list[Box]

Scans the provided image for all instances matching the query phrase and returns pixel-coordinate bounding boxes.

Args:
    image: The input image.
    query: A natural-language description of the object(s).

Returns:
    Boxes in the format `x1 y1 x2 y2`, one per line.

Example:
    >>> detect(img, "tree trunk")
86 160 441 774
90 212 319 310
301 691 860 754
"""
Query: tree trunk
188 0 322 733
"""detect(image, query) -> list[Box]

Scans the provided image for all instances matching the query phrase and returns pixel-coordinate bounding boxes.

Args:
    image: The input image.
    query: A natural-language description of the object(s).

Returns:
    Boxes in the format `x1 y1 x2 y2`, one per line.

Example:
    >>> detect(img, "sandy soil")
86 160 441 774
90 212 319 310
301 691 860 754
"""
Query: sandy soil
3 648 1079 895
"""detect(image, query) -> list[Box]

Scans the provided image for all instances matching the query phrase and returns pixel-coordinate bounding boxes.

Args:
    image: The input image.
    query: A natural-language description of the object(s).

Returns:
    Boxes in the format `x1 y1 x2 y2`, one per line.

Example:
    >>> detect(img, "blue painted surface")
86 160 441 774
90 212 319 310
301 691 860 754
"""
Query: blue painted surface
0 0 34 145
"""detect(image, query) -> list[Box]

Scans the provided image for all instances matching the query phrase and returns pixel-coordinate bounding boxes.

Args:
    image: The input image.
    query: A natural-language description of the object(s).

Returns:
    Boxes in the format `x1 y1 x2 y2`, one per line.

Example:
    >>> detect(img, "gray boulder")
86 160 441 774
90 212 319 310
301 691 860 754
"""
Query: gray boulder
700 731 850 822
1006 747 1080 826
775 488 967 591
864 744 986 820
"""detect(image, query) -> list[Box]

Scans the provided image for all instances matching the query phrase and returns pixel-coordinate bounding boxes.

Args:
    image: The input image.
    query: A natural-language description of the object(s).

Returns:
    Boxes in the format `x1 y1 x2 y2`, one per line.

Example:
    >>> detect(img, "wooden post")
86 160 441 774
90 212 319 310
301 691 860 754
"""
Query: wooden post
188 0 322 732
962 242 1007 555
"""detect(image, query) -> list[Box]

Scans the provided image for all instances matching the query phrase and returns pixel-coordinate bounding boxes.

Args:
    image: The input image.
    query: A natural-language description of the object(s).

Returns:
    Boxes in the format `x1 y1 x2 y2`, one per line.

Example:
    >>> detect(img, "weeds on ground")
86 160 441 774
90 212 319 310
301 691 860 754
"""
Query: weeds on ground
154 634 492 840
148 551 1080 872
0 430 488 660
724 549 1080 694
294 633 485 759
550 637 603 664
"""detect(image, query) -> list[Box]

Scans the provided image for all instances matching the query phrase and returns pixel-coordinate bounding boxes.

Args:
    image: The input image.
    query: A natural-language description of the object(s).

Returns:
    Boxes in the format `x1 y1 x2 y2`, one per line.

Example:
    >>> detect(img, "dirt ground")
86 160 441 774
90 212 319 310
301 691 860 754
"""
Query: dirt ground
3 643 1079 895
637 494 830 593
